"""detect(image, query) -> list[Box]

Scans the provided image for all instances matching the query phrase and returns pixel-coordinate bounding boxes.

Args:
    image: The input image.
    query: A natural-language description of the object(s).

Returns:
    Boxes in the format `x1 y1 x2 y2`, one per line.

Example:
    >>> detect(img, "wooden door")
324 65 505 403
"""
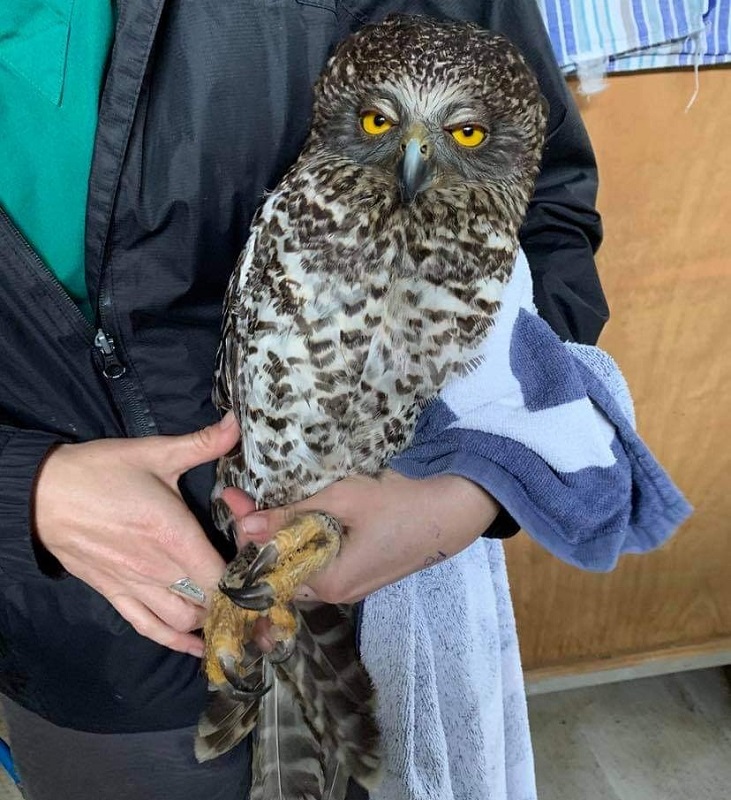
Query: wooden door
505 68 731 687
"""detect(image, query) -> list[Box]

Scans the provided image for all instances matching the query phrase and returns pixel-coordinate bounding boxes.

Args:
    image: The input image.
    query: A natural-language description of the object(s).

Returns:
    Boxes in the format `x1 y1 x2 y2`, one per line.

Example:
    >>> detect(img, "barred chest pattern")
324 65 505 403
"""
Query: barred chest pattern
216 152 520 511
212 15 548 517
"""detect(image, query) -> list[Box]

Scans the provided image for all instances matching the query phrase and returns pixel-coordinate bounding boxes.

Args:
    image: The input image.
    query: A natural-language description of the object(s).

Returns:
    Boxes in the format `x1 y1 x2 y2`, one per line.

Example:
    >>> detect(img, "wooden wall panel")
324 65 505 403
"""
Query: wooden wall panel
505 68 731 677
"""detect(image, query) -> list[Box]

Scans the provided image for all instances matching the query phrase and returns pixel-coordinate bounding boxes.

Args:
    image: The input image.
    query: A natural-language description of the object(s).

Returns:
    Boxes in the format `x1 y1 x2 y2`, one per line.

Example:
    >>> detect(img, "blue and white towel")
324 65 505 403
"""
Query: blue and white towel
538 1 731 93
361 249 691 800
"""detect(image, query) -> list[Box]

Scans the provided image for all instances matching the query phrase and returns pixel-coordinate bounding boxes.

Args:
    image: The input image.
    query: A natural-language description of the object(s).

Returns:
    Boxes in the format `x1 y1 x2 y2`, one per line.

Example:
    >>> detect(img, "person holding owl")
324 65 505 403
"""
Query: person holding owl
0 1 606 799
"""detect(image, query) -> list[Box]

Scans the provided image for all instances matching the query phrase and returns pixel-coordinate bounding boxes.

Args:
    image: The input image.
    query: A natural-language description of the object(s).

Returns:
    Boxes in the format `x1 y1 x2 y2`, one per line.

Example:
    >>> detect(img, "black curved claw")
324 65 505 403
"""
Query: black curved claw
219 654 271 699
268 637 296 665
243 541 280 588
221 579 275 611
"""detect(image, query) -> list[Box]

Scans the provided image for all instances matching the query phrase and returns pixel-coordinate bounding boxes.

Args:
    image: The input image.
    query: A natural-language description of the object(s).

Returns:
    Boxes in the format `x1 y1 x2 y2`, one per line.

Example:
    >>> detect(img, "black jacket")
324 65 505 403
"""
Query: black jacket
0 0 606 733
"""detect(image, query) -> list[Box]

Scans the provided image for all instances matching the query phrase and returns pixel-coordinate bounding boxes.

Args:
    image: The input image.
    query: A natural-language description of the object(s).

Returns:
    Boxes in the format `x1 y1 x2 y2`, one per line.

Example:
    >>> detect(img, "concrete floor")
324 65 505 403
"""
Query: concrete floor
529 667 731 800
1 668 730 799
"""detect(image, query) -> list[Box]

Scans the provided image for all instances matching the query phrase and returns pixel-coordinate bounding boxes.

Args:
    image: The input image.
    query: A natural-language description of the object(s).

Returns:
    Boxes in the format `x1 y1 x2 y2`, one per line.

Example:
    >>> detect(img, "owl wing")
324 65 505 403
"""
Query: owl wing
229 199 379 508
212 227 260 415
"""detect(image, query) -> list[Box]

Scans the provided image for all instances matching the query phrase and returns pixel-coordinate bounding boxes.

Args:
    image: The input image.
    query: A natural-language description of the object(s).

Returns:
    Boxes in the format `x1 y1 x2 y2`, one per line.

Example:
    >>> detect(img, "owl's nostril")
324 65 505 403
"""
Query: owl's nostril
400 140 430 157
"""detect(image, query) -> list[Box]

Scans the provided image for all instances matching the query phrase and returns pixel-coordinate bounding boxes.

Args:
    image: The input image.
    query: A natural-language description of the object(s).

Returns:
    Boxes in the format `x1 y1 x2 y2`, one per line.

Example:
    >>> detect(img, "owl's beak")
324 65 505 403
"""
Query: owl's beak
398 137 433 204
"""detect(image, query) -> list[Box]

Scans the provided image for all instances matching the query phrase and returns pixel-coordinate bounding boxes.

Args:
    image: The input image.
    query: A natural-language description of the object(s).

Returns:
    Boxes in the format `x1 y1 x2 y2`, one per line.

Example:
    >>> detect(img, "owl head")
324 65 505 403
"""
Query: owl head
307 15 548 207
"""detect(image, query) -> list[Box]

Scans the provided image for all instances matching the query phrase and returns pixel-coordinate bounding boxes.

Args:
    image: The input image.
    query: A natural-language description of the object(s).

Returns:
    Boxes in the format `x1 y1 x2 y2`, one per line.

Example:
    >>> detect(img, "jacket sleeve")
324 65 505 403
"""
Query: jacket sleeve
487 0 608 345
0 426 68 581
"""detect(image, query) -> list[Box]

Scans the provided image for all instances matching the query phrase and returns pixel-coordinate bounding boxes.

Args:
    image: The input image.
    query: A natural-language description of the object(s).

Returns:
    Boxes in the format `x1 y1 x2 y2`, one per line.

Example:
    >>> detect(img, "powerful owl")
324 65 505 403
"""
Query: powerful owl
198 14 547 799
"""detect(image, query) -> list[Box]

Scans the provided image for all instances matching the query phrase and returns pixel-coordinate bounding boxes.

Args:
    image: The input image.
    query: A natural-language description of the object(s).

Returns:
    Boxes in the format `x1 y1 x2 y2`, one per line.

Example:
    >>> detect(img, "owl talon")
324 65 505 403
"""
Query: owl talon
222 580 275 611
268 637 296 664
243 541 280 587
220 652 270 698
207 513 343 705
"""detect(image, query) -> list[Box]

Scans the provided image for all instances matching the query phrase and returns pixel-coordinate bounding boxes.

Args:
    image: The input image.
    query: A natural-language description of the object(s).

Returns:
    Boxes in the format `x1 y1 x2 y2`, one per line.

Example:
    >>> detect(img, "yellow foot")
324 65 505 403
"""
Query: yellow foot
203 512 342 690
220 511 342 610
202 589 262 689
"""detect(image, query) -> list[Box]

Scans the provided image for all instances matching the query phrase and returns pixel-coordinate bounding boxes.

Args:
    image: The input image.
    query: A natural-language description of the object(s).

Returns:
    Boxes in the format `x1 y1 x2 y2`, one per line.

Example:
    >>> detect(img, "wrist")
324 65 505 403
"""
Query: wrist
424 473 499 530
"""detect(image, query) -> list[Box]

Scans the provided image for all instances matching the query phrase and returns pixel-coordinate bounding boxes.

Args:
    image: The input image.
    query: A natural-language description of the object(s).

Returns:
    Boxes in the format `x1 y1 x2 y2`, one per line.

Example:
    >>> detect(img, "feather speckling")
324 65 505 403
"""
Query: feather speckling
199 14 547 799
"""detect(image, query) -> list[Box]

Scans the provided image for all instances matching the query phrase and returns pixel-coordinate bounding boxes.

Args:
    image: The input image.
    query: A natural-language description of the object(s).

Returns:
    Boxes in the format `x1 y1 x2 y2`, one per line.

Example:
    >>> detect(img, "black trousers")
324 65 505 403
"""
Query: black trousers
1 695 249 800
2 696 369 799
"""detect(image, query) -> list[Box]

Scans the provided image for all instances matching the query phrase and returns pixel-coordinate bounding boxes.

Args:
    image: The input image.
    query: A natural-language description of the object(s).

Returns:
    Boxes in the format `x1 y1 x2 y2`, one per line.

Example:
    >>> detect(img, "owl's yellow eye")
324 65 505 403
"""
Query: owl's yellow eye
448 125 487 148
361 111 395 136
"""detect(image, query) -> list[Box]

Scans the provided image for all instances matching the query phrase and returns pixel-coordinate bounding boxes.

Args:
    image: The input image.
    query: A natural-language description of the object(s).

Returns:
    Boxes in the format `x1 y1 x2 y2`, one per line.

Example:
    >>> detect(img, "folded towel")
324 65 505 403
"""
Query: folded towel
361 537 537 800
392 249 691 572
361 249 691 800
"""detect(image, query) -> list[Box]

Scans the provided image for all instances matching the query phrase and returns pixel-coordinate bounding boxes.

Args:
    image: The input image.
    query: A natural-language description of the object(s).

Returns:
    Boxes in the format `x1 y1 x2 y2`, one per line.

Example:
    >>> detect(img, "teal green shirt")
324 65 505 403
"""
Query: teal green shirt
0 1 114 321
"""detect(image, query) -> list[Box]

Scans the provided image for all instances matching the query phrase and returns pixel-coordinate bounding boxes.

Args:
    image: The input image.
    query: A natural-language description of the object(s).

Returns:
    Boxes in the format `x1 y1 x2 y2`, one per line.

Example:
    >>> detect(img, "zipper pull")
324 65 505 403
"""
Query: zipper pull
94 329 127 379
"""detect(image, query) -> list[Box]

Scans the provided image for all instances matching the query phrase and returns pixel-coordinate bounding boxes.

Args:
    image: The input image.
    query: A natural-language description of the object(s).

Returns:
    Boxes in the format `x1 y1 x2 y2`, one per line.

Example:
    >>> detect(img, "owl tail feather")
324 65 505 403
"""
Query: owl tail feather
194 687 260 762
275 603 382 793
195 642 267 762
250 661 326 800
197 603 381 798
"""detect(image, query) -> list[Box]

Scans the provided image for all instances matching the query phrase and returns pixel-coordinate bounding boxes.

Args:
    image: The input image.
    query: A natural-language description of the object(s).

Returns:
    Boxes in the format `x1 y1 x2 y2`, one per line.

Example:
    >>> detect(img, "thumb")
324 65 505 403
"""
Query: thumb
163 410 240 474
237 480 345 543
239 501 304 543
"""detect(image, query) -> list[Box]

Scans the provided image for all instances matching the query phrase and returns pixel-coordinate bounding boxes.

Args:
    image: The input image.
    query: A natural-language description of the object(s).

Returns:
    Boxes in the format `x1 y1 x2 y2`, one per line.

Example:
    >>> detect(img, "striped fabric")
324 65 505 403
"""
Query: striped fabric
537 0 731 78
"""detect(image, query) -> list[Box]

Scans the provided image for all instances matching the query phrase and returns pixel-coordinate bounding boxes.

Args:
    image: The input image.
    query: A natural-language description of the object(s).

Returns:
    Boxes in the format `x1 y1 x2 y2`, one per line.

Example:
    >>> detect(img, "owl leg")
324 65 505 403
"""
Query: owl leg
197 604 267 764
221 511 342 620
203 513 341 695
203 594 265 690
202 541 266 692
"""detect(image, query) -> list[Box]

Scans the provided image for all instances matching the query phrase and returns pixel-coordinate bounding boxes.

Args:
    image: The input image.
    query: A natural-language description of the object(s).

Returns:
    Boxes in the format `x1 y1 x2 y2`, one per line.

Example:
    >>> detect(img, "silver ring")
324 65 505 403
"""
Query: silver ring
168 577 207 606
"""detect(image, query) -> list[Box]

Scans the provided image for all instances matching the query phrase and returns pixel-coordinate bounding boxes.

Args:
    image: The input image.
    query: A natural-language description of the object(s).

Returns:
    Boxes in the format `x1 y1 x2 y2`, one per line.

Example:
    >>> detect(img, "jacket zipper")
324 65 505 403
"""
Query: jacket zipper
93 330 127 379
0 207 154 437
94 323 156 436
95 268 157 436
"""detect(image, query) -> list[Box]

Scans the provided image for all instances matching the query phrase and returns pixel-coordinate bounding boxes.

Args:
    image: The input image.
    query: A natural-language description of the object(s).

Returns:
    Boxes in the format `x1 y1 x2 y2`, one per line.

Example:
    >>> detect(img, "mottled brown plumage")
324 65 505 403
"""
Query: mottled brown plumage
198 14 547 798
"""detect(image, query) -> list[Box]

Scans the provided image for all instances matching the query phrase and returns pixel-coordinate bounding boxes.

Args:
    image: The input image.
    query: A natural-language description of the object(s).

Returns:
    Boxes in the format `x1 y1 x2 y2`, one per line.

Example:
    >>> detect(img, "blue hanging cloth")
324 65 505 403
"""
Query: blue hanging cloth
0 737 20 786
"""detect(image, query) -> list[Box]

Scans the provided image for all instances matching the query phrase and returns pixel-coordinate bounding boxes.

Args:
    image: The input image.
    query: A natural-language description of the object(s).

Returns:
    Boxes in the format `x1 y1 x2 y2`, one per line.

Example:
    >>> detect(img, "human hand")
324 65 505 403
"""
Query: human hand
221 469 499 606
33 412 254 657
